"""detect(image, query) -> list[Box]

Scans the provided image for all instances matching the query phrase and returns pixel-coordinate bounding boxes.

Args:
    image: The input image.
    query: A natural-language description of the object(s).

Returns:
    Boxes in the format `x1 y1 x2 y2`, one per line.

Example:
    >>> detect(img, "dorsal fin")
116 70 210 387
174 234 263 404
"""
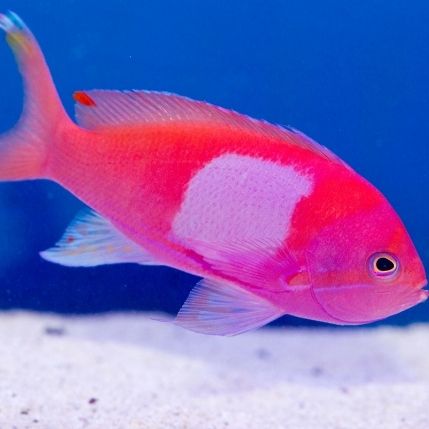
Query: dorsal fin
73 89 344 164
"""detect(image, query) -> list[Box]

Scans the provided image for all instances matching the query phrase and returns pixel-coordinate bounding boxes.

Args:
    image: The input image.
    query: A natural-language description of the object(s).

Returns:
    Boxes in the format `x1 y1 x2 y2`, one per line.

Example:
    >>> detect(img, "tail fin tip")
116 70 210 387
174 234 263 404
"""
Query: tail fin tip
0 11 70 181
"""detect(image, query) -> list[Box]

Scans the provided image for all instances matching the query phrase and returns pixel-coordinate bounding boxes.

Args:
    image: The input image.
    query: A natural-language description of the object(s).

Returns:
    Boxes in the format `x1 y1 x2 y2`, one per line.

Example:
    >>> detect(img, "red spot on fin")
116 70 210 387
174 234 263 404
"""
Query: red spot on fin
73 91 96 107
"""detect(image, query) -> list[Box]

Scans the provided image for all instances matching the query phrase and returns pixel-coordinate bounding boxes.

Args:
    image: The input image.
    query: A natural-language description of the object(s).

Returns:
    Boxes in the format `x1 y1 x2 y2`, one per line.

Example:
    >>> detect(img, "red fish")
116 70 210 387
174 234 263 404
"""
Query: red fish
0 12 426 335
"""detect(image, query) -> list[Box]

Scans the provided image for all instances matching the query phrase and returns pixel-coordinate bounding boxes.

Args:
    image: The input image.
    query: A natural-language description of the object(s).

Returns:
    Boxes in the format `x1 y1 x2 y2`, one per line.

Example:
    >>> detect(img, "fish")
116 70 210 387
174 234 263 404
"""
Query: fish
0 11 426 335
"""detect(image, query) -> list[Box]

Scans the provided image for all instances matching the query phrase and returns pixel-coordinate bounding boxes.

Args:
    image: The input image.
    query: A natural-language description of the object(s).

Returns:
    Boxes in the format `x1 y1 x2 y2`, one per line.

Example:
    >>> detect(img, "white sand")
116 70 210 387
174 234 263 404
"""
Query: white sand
0 312 428 429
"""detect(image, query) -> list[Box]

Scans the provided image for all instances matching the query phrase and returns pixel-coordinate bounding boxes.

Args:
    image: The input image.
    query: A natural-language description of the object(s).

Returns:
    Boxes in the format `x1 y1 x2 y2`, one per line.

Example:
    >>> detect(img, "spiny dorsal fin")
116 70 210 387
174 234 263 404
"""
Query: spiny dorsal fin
73 89 343 164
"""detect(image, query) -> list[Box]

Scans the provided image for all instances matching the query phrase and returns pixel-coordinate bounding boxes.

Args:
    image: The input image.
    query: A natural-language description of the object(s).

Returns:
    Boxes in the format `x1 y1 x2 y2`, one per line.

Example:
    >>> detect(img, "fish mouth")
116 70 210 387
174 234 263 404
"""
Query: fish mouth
417 279 428 290
417 279 428 301
419 287 428 301
417 279 428 289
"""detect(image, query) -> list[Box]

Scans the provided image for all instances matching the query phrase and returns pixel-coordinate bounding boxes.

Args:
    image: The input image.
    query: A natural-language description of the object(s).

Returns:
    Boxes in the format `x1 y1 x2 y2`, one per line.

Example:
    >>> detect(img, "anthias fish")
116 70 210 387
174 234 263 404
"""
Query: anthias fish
0 12 426 335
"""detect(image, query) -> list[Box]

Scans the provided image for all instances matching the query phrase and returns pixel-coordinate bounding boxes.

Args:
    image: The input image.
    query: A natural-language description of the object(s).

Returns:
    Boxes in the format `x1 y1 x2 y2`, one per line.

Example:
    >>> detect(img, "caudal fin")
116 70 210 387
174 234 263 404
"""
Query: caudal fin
0 12 71 181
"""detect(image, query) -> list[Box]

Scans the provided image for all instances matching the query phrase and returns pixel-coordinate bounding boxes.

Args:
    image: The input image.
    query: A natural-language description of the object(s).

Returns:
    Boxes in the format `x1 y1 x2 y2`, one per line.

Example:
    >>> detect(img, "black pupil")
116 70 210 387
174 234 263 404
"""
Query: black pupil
376 257 395 272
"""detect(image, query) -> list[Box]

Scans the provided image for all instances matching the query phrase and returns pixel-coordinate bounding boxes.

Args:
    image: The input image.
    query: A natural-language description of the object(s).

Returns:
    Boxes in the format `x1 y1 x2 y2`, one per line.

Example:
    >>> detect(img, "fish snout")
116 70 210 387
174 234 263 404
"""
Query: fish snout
415 278 428 302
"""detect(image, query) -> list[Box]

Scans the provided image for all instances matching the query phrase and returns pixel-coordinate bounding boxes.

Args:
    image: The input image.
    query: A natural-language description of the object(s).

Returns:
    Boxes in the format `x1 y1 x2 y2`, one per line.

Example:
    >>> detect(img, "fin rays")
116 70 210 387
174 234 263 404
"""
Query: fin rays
73 89 344 165
41 209 162 267
175 278 285 336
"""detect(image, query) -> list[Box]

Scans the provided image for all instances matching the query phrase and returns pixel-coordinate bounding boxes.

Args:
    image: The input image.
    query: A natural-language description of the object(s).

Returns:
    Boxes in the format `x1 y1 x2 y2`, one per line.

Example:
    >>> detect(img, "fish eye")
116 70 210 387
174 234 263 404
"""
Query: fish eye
368 253 399 279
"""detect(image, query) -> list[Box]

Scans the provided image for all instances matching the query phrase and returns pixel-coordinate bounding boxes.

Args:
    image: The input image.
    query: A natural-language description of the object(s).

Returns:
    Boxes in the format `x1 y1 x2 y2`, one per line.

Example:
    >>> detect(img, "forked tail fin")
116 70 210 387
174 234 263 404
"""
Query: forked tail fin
0 12 71 180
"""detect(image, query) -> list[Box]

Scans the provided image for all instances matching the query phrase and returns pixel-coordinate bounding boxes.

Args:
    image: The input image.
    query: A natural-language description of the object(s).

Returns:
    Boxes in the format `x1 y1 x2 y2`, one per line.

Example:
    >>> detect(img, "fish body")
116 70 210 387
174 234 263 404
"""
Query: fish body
0 12 426 335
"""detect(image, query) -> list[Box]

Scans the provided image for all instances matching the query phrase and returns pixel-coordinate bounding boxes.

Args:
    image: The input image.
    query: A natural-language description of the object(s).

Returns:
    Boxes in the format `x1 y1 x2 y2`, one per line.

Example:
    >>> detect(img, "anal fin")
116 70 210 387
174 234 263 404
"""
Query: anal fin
40 209 162 267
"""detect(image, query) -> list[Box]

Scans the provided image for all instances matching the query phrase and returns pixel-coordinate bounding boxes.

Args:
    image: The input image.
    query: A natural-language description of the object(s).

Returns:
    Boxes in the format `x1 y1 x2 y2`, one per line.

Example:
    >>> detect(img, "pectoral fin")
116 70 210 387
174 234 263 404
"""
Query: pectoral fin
175 278 285 336
175 237 304 293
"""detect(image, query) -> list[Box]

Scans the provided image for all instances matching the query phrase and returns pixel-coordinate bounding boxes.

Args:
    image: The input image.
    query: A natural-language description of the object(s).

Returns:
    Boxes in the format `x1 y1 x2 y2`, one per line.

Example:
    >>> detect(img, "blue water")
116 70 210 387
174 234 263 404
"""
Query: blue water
0 1 427 326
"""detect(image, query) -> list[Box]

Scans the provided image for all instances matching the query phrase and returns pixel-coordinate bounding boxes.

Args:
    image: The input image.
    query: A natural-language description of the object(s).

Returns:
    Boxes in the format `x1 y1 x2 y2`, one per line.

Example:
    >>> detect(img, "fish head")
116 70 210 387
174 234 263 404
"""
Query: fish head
306 192 427 324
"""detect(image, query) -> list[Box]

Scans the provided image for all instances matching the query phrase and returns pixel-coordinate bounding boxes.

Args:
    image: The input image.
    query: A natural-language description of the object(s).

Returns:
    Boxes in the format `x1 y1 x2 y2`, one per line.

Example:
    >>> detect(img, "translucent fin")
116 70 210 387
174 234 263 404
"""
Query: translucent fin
174 278 285 336
0 11 72 181
40 209 162 267
73 90 343 164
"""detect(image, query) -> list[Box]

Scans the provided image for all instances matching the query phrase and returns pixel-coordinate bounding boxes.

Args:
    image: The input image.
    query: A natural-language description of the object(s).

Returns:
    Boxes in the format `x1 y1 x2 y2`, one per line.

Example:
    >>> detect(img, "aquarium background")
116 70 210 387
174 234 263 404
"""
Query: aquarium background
0 0 427 326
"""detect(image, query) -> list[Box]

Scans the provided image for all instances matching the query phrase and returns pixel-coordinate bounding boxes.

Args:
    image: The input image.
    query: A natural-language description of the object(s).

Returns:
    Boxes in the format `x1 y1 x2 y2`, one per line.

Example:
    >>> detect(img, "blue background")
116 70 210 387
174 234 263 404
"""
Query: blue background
0 0 427 325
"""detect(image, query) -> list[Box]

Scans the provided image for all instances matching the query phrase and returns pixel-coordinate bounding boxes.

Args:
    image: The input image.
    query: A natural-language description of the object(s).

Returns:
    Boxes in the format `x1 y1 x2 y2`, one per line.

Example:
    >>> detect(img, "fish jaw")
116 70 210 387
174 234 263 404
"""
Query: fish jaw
309 281 428 325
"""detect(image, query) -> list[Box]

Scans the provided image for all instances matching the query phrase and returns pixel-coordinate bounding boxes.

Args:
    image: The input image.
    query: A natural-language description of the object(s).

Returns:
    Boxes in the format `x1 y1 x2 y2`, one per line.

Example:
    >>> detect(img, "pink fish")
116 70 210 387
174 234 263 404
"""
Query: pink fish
0 12 426 335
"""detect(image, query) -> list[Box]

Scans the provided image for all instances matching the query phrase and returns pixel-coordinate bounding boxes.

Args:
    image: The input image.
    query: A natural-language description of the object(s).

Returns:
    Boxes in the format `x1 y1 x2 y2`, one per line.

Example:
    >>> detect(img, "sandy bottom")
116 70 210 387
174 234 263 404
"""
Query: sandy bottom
0 312 428 429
